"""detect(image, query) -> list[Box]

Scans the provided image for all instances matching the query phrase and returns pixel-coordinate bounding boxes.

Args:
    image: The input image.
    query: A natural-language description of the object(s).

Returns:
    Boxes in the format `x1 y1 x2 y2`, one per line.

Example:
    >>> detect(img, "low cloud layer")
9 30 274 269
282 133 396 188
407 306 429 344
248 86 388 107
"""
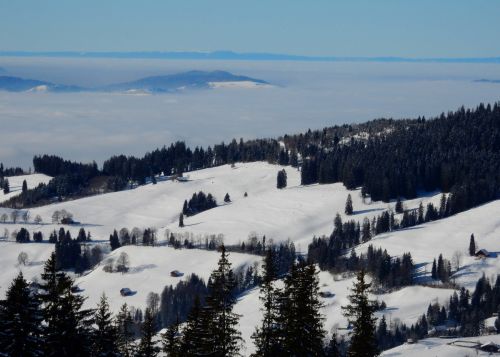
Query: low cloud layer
1 58 500 168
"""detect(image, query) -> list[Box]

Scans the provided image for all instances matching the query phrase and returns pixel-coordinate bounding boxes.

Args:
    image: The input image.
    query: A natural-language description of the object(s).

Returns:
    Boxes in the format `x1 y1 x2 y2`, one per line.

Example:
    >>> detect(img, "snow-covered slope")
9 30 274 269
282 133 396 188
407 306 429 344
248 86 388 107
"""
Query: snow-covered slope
76 245 261 312
355 199 500 290
381 335 500 356
0 163 442 251
0 173 52 203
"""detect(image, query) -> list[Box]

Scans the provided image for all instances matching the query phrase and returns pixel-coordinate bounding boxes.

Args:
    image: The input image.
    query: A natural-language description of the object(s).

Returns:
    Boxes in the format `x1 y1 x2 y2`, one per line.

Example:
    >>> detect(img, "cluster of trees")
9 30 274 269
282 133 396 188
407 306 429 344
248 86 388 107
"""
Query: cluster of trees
182 191 217 216
299 104 500 209
431 254 452 283
309 240 414 290
52 227 95 273
0 163 25 177
0 209 36 224
410 274 500 340
0 177 10 194
109 227 158 250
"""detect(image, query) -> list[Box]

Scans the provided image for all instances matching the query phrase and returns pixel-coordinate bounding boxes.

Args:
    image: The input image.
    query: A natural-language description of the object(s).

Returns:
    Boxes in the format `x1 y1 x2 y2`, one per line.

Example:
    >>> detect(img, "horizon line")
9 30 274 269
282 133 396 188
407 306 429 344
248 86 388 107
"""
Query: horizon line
1 50 500 64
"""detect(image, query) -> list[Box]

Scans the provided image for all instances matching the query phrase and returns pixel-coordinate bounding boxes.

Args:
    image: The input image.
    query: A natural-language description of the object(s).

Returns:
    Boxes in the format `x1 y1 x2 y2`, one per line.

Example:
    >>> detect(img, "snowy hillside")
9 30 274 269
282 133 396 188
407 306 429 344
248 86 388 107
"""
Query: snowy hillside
0 162 443 250
0 173 52 203
0 162 499 355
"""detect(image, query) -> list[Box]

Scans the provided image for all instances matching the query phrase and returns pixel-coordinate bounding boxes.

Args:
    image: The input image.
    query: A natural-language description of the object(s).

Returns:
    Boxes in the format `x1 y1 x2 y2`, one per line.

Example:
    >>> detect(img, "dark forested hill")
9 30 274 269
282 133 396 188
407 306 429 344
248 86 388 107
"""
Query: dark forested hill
3 103 499 214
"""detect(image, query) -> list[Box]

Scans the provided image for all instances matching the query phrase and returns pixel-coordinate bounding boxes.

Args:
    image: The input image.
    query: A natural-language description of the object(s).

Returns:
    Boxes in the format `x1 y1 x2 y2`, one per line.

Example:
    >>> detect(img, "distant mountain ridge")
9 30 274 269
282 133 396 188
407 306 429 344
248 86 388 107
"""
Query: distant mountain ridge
0 76 83 92
475 79 500 83
2 50 500 63
103 70 269 93
0 70 269 93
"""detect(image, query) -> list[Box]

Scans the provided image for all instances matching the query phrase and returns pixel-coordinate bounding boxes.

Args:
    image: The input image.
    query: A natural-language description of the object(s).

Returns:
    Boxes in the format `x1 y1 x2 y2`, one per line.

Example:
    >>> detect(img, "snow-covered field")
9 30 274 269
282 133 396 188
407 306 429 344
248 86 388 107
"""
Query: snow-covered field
0 173 51 203
0 163 499 355
381 334 500 356
0 162 443 250
355 199 500 290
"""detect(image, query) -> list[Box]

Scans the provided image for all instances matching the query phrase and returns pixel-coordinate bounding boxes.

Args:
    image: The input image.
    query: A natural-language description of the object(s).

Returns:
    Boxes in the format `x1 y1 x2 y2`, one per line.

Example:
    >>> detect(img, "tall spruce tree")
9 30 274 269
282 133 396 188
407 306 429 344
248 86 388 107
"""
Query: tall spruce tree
180 296 208 355
93 294 119 357
137 308 159 357
469 234 476 256
38 252 94 357
342 270 378 357
345 194 354 215
178 213 184 228
162 317 181 357
115 303 135 357
0 272 43 357
280 260 325 356
252 248 282 356
199 245 242 356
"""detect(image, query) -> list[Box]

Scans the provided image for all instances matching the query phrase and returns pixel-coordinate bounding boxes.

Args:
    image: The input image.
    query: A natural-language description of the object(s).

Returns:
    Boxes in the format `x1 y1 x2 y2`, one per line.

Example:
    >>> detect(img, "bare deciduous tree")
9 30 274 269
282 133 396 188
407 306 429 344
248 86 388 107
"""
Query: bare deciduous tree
10 210 19 224
452 250 463 271
0 213 7 223
34 214 43 224
146 292 160 316
116 252 130 273
18 251 28 266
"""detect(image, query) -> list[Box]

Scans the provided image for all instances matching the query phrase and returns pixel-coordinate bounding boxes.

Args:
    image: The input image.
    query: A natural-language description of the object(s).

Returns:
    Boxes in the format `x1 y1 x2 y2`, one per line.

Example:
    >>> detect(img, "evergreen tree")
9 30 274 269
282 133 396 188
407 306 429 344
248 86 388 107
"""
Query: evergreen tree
93 294 119 357
469 234 476 256
180 296 207 355
38 253 94 357
395 197 403 214
277 169 287 189
0 272 43 357
345 194 353 215
178 213 184 228
22 179 28 193
162 317 181 357
224 193 231 203
431 259 437 280
199 245 242 356
137 308 159 357
3 178 9 194
326 332 341 357
280 260 325 356
342 270 378 357
115 303 135 357
252 248 282 356
109 230 120 251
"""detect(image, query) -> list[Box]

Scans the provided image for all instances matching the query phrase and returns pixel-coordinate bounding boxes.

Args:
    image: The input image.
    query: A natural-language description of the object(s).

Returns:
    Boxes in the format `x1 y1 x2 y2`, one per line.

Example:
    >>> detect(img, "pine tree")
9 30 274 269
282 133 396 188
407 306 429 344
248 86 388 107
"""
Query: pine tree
137 308 159 357
180 296 206 355
395 197 403 214
178 213 184 228
469 234 476 256
224 193 231 203
342 270 378 357
162 317 181 357
22 179 28 193
326 332 341 357
198 245 242 356
115 303 135 357
277 169 287 189
38 253 94 357
252 248 282 356
110 230 120 251
431 259 437 280
0 272 43 357
93 294 119 357
280 260 325 356
345 194 353 215
3 178 9 194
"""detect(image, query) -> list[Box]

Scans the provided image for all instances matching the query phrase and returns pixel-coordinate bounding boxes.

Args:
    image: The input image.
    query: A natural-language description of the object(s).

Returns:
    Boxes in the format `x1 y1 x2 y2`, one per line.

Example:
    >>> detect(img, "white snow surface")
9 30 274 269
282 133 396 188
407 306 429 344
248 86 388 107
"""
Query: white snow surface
0 173 52 203
381 334 500 356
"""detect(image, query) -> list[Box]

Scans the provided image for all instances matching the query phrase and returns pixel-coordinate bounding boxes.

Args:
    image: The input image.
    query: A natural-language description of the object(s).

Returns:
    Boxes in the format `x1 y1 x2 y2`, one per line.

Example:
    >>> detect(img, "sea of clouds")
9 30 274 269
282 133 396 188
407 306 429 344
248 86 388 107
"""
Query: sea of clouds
0 57 499 168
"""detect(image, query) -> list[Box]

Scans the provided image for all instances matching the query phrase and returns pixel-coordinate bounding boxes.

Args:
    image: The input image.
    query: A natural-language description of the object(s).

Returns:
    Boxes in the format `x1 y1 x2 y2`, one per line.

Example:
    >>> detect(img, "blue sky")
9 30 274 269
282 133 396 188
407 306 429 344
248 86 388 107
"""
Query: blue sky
1 0 499 57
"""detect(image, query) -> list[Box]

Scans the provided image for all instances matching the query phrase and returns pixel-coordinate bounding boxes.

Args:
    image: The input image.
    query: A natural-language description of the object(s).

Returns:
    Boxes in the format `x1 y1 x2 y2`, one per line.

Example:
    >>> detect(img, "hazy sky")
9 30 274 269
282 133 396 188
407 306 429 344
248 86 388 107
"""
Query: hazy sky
1 0 500 57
